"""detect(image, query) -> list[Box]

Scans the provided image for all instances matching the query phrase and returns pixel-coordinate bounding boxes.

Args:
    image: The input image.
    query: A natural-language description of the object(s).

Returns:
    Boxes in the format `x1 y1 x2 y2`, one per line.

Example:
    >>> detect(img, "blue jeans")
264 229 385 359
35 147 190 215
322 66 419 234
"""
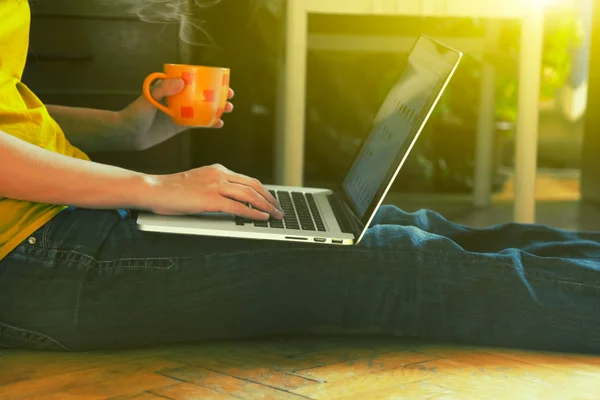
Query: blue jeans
1 206 599 352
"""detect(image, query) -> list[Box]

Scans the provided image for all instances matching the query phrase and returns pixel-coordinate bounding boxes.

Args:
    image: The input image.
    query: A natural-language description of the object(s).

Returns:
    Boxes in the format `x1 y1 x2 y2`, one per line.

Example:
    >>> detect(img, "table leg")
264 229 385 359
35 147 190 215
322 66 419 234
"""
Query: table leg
514 8 545 223
274 0 308 186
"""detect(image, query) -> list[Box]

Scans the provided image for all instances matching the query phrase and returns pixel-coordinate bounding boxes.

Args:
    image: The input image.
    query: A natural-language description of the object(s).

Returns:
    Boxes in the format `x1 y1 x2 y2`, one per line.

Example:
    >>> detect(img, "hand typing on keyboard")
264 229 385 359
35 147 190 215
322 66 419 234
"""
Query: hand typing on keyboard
143 164 284 221
236 191 326 232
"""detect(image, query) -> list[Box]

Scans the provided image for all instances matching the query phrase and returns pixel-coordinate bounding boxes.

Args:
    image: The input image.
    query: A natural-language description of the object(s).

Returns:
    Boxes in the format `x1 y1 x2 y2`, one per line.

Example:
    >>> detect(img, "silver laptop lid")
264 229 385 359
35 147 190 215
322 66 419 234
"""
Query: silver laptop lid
339 35 462 243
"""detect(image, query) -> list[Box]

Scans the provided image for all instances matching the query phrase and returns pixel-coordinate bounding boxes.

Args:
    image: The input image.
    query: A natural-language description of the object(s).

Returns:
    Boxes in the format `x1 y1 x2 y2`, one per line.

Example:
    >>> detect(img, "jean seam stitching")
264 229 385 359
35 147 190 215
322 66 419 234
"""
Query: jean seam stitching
172 246 516 267
13 237 600 292
14 245 516 270
11 248 175 271
0 322 70 351
533 277 600 291
41 219 53 249
172 247 600 291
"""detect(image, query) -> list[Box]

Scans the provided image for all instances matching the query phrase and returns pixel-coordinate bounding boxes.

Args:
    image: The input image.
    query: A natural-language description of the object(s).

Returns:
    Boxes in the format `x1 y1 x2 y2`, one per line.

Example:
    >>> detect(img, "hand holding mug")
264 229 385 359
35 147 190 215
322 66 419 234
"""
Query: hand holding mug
143 64 231 128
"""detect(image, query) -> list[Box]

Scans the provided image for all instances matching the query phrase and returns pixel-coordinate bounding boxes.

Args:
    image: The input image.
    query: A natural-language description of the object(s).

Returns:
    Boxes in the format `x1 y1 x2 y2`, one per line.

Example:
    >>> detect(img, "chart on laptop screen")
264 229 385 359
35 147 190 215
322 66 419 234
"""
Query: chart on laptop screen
343 60 440 217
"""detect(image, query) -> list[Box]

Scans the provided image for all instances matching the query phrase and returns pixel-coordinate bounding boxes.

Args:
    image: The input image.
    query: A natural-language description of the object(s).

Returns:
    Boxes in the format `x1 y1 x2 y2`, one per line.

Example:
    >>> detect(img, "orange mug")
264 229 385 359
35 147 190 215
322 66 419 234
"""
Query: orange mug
143 64 230 127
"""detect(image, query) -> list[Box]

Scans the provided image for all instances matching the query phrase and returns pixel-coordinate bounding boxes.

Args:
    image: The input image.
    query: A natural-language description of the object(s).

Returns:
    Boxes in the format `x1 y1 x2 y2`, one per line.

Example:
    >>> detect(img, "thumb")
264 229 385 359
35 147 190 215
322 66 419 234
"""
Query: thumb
151 78 185 100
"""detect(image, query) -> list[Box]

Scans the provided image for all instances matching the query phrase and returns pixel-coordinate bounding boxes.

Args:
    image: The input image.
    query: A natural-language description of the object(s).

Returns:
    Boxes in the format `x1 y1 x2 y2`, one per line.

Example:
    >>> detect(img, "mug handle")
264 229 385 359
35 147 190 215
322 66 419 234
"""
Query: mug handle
142 72 174 117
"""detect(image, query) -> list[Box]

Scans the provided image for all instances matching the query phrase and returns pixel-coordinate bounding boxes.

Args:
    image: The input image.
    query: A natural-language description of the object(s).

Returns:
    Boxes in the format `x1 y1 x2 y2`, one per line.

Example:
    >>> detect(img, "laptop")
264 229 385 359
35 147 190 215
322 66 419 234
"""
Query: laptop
137 35 462 245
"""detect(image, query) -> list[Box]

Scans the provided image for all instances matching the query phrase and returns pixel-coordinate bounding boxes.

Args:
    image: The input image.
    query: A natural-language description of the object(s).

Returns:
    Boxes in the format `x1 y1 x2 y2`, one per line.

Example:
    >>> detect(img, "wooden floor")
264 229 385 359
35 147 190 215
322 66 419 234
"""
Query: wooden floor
2 336 600 400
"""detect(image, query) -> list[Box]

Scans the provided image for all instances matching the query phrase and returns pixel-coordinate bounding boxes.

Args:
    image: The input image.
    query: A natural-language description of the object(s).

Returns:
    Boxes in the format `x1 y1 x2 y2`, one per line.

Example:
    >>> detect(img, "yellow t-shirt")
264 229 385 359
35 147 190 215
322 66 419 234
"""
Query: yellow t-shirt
0 1 90 260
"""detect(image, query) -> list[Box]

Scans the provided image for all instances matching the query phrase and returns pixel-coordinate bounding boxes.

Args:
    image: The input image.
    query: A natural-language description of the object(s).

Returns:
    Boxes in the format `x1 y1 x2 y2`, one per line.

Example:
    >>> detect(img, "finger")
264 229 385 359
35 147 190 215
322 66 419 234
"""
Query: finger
228 88 235 99
151 78 185 100
220 182 283 219
226 172 282 213
210 165 281 212
126 78 185 116
210 103 233 129
219 198 270 221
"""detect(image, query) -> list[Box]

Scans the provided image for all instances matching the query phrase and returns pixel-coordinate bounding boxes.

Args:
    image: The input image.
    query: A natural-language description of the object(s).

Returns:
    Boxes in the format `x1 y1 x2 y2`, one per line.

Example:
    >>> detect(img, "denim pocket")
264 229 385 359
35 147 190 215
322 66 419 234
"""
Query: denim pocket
9 209 175 272
0 322 69 351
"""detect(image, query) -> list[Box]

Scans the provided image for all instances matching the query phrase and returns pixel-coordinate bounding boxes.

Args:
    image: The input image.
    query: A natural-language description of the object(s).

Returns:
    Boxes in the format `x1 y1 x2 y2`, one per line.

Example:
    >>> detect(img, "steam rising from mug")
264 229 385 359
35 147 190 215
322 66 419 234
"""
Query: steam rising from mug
100 0 221 45
101 0 283 45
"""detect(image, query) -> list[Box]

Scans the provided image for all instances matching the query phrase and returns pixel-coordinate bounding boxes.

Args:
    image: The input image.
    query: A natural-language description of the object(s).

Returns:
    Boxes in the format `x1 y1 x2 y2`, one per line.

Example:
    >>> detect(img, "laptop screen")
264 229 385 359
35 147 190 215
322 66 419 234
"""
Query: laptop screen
341 36 461 222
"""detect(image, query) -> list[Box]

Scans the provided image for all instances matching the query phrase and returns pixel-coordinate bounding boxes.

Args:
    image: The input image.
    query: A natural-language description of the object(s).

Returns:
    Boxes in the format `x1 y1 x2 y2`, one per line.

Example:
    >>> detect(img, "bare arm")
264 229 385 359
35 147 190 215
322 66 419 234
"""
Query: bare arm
0 129 148 209
46 79 200 153
0 131 283 220
46 105 136 153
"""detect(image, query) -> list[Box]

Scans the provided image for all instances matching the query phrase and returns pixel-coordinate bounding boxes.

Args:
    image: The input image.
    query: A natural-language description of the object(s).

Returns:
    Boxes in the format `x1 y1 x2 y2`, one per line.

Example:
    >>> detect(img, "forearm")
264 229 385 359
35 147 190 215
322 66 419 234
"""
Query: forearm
0 131 156 210
47 105 136 153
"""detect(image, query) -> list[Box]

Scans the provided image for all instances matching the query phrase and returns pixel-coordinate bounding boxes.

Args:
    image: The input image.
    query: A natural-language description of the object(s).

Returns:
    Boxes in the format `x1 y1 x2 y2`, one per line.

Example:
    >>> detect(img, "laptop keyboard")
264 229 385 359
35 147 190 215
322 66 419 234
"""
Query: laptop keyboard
235 190 326 232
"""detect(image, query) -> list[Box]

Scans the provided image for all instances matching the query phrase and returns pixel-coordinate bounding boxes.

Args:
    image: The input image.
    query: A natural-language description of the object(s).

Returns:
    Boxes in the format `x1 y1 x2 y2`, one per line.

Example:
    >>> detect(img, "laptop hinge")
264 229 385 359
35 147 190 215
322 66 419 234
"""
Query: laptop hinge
328 193 365 238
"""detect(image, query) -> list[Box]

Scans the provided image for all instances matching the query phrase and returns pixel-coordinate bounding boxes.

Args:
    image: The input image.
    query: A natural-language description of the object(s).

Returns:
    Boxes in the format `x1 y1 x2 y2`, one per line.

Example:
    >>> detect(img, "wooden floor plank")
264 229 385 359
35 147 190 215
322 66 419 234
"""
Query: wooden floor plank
0 357 186 400
0 349 175 386
292 364 434 398
293 350 438 381
110 392 172 400
290 346 398 367
406 358 600 400
430 352 565 385
334 380 457 400
150 382 239 399
487 350 600 376
3 338 600 400
561 353 600 366
426 374 599 400
168 349 318 374
160 366 308 400
0 351 122 386
234 337 353 358
26 373 181 400
219 367 317 391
